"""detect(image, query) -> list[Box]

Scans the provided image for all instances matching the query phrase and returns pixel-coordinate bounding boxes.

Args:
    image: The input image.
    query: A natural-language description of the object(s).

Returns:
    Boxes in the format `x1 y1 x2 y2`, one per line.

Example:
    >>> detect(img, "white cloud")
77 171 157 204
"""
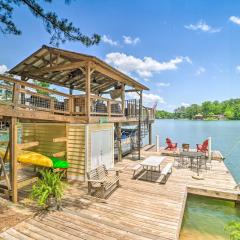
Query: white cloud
196 66 206 75
181 102 190 107
123 36 140 45
236 65 240 73
229 16 240 25
105 52 191 78
0 65 8 74
156 82 170 87
102 35 118 46
126 92 165 108
185 20 221 33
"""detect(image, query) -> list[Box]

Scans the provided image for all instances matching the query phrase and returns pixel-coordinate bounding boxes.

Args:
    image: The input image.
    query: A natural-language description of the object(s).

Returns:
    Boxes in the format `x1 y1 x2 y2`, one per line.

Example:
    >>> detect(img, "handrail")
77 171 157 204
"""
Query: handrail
0 74 70 98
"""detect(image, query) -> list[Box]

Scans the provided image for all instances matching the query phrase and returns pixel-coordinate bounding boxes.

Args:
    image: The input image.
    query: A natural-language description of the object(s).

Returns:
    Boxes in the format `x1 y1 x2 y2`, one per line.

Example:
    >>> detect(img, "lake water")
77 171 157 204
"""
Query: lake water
180 195 240 240
149 120 240 239
150 119 240 183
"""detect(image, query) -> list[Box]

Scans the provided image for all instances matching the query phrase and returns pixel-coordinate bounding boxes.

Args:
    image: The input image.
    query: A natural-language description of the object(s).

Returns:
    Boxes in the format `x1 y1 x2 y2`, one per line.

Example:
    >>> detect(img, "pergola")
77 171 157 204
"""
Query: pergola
9 45 148 93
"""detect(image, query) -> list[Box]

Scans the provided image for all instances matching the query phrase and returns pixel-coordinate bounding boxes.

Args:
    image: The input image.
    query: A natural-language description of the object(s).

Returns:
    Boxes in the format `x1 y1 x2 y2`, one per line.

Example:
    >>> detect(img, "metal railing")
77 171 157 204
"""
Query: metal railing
125 99 155 121
90 95 123 117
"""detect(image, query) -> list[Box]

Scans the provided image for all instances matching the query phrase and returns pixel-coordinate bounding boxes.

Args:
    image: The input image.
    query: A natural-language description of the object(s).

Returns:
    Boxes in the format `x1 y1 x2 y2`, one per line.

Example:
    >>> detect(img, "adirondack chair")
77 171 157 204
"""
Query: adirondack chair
165 138 178 151
197 139 208 155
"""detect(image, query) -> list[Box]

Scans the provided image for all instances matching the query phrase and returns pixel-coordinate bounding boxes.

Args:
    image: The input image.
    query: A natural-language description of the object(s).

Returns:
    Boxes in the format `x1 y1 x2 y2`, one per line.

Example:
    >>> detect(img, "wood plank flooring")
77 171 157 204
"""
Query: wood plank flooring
0 152 239 240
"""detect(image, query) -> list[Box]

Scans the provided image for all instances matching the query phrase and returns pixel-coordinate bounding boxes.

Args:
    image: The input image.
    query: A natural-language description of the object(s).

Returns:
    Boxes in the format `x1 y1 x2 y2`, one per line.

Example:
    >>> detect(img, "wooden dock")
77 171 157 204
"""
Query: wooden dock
0 151 239 240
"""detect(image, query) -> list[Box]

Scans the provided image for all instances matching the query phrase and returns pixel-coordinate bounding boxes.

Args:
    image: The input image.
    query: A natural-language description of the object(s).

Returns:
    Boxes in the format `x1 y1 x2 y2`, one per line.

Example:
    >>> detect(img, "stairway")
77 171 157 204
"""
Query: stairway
130 109 150 159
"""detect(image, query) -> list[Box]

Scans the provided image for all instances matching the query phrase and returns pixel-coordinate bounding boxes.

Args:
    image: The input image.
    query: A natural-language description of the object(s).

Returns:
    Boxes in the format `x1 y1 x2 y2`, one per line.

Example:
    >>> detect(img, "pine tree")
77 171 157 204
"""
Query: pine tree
0 0 101 46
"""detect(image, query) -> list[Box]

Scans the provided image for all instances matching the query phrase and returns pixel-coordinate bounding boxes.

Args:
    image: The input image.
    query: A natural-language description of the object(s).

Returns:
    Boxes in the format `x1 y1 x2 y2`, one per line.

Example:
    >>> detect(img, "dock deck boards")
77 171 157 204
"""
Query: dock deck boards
0 151 239 240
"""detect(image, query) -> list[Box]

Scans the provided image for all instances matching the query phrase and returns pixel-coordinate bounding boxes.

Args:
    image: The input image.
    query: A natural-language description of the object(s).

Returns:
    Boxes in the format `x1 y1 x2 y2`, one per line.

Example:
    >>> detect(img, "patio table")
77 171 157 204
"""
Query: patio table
180 151 205 179
140 156 166 181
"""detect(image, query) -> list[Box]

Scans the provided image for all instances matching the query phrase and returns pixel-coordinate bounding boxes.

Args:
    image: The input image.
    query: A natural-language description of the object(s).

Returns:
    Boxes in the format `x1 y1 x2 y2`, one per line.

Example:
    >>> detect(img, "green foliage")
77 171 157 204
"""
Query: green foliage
30 170 66 207
172 98 240 120
225 221 240 240
155 110 175 119
32 80 51 96
0 0 101 46
155 98 240 120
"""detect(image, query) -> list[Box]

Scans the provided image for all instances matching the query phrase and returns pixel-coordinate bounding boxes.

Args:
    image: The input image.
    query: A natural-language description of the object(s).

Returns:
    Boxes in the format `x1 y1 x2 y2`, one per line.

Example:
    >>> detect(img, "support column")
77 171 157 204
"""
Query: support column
149 123 152 145
138 91 142 160
69 85 74 115
208 136 212 161
85 62 91 123
121 83 125 115
69 86 73 95
9 117 18 203
116 123 122 162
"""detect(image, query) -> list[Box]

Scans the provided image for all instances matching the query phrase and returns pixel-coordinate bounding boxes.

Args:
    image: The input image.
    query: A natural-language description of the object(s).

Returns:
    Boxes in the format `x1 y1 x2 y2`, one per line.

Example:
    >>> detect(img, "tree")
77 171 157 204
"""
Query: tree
0 0 101 46
33 80 52 96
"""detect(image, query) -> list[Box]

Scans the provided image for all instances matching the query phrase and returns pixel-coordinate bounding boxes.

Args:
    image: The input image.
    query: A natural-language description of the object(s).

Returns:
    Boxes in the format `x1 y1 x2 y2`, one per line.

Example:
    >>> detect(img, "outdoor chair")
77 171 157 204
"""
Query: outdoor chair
197 139 208 156
87 165 120 199
165 138 178 151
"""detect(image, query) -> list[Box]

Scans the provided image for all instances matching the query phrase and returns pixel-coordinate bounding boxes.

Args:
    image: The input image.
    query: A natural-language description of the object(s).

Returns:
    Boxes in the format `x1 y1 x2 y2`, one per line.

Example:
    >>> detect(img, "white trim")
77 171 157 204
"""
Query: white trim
208 136 212 161
85 124 89 181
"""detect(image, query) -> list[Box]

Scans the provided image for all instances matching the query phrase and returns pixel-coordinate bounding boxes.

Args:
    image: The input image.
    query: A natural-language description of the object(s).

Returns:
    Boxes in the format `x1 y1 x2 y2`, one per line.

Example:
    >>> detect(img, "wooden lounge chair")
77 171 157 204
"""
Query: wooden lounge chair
87 165 120 199
165 138 177 151
197 139 208 156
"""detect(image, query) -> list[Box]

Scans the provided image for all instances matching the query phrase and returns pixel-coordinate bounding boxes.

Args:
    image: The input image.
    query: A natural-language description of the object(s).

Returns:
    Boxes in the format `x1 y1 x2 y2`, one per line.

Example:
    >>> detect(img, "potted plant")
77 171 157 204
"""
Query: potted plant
225 221 240 240
30 169 66 211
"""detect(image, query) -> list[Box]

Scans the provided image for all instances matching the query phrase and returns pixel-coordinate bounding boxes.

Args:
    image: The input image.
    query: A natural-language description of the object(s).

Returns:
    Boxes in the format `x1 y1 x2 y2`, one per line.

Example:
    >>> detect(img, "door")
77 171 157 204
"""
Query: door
91 129 113 170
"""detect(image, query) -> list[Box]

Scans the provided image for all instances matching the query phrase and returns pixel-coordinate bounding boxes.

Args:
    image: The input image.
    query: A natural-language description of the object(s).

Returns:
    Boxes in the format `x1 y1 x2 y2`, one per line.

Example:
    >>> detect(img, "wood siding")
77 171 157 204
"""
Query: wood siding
67 124 86 180
21 123 66 157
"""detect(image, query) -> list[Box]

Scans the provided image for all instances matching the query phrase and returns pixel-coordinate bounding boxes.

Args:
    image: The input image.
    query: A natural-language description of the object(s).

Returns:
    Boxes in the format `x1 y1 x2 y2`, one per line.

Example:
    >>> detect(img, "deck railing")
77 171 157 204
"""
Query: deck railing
0 75 155 121
0 75 71 114
125 99 155 122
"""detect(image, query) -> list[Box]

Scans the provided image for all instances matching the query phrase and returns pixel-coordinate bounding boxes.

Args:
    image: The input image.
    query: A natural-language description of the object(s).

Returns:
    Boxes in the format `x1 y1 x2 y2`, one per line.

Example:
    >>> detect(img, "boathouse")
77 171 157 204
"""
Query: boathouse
0 45 155 202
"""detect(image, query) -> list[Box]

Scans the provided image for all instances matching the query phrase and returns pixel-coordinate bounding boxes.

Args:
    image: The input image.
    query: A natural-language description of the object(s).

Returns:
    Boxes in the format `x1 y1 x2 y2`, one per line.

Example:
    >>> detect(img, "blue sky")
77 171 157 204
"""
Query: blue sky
1 0 240 111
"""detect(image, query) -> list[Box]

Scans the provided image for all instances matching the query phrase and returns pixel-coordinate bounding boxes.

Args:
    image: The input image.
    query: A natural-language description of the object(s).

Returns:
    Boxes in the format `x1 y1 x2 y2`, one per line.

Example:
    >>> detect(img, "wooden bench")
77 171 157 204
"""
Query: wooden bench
132 164 143 179
160 163 173 184
87 165 120 199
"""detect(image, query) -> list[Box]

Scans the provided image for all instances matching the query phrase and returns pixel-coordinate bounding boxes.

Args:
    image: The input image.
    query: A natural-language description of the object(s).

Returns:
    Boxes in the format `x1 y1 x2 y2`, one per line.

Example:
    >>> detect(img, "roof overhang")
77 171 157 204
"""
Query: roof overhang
9 45 149 93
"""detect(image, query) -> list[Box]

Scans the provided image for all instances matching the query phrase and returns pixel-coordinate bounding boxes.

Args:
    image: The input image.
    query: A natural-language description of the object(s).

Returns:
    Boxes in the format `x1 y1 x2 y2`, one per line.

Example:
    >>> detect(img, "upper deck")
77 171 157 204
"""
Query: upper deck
0 75 155 124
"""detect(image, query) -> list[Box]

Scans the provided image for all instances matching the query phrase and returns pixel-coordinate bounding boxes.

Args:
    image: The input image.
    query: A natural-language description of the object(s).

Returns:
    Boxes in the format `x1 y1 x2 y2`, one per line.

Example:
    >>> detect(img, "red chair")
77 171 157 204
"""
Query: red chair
197 139 208 154
165 138 178 151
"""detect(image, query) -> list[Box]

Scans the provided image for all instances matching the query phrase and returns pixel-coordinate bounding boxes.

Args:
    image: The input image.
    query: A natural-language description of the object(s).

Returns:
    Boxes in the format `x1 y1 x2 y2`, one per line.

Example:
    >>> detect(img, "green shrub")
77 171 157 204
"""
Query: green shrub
225 221 240 240
30 170 66 208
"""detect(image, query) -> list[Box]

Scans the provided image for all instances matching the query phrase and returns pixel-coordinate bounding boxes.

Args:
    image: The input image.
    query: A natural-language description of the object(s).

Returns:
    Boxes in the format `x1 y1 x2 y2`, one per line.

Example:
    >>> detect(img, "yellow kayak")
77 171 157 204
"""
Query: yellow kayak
0 148 53 168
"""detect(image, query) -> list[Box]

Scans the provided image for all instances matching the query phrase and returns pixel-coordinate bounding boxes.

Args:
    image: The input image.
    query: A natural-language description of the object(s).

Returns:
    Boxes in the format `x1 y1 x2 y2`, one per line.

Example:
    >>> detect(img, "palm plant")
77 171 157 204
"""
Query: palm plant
30 170 66 210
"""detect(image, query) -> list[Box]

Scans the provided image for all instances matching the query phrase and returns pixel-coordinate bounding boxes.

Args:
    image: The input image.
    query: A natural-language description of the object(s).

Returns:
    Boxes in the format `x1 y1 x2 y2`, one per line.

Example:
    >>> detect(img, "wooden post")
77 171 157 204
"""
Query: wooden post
121 83 125 115
12 83 20 108
156 135 159 152
149 123 152 145
20 76 26 105
69 86 73 115
138 91 142 160
69 86 73 95
116 123 122 162
208 137 212 161
107 101 111 118
86 62 91 122
9 117 18 203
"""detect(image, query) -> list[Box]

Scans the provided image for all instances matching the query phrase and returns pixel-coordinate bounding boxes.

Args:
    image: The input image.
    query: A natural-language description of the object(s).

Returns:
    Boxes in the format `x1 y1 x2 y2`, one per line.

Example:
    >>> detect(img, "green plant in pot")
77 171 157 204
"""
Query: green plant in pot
30 169 66 211
225 221 240 240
